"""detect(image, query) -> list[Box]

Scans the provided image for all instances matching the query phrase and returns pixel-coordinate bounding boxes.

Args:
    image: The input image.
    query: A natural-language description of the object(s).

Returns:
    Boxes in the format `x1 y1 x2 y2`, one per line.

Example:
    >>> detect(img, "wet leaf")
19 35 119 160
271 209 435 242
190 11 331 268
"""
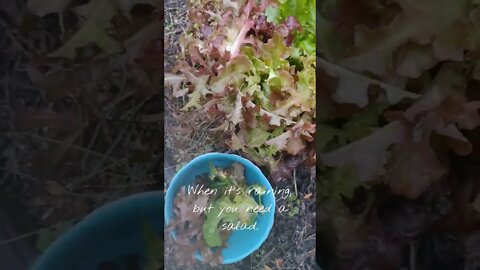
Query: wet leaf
387 142 446 199
318 58 419 107
320 121 406 182
49 0 161 59
27 0 72 16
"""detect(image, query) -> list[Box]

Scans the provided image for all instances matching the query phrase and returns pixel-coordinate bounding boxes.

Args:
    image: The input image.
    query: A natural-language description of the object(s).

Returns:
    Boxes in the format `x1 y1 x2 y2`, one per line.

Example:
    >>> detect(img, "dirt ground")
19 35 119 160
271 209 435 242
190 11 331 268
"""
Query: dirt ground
0 0 317 269
0 0 163 269
163 0 317 269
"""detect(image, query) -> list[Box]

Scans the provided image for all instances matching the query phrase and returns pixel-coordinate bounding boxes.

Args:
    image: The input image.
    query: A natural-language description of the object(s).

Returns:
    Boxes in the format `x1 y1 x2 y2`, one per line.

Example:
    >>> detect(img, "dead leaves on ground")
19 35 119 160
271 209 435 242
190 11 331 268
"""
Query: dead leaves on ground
1 0 164 231
26 0 162 59
13 108 82 131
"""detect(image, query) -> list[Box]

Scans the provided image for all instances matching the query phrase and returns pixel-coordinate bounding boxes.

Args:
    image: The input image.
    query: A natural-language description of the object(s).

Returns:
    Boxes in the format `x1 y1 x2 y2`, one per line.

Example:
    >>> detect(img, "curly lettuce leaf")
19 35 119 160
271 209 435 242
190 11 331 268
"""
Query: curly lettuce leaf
265 0 316 55
166 0 316 177
202 188 262 247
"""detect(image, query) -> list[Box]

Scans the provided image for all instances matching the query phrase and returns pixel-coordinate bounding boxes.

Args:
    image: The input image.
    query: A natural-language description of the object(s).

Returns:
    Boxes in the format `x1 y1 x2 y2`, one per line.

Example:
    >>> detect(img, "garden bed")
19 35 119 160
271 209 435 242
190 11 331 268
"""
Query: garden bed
0 0 163 269
164 0 317 269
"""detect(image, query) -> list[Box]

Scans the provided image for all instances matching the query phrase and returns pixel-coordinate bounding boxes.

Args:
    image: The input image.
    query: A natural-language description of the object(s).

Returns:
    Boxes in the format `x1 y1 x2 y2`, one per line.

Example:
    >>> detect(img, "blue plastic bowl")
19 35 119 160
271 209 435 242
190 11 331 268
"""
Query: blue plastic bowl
165 153 275 264
31 191 164 270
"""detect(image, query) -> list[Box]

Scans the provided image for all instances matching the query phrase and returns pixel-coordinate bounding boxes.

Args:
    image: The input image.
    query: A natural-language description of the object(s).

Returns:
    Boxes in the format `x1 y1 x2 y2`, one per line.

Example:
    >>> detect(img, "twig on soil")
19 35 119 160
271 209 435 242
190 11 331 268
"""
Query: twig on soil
264 248 275 259
89 123 129 174
409 241 416 270
13 132 120 163
0 18 30 54
59 12 65 34
80 124 101 175
2 75 18 184
0 217 82 247
293 169 298 197
0 167 37 182
73 157 127 185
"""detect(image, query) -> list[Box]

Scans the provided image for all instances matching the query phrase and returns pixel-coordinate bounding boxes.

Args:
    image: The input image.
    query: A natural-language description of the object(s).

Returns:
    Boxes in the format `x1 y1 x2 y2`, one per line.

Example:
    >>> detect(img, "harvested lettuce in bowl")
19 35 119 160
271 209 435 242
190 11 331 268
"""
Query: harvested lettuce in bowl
202 162 266 247
164 153 275 265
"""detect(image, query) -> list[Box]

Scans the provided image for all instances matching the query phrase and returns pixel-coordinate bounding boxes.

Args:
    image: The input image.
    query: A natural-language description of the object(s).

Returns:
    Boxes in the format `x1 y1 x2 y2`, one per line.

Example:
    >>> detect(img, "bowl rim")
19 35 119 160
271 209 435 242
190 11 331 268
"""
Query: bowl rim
32 191 164 270
164 152 275 264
